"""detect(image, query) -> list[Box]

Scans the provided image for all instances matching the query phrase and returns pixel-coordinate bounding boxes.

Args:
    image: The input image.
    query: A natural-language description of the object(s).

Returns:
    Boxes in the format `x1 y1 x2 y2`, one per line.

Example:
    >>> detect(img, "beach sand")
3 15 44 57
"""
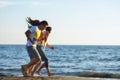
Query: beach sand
0 76 103 80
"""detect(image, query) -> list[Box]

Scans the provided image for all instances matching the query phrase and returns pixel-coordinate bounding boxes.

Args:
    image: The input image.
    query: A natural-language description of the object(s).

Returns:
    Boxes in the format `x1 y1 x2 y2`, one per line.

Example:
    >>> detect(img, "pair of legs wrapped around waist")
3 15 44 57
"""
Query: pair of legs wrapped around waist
37 45 48 67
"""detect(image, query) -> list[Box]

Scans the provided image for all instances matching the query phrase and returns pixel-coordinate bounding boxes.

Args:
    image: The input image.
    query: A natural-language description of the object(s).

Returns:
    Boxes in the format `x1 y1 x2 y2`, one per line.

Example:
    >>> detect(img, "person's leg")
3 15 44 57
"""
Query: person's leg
36 45 47 75
36 45 54 76
24 45 42 76
27 57 35 74
36 60 54 76
44 61 54 76
31 60 41 76
46 67 54 76
21 46 40 77
27 65 34 75
36 63 45 75
22 58 39 76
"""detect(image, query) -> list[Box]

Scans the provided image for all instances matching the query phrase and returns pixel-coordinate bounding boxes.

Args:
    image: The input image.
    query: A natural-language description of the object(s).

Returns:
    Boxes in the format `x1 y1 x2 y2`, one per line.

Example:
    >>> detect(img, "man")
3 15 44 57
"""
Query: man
35 27 54 76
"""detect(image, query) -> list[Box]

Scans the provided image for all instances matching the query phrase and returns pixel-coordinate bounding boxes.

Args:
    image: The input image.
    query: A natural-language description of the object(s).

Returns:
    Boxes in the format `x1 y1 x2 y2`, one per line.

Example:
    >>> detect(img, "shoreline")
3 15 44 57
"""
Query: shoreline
0 76 119 80
0 76 105 80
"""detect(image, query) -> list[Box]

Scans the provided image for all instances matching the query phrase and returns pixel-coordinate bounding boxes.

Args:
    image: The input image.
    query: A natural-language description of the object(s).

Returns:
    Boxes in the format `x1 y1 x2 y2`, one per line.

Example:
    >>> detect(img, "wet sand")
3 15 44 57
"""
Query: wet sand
0 76 102 80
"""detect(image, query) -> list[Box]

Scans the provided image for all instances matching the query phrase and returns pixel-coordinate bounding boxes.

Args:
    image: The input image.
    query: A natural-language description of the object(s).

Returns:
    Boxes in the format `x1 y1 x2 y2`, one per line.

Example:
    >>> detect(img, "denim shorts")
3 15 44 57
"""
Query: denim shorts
26 46 39 59
37 45 48 62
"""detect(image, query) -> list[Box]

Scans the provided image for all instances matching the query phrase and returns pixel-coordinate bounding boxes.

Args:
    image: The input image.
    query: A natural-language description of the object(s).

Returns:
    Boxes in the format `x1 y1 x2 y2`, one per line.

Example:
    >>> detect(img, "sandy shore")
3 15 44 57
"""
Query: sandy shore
0 76 103 80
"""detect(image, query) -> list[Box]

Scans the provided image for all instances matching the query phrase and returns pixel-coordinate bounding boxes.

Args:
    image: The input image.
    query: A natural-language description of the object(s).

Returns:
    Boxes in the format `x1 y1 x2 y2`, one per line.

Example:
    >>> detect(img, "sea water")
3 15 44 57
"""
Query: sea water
0 45 120 78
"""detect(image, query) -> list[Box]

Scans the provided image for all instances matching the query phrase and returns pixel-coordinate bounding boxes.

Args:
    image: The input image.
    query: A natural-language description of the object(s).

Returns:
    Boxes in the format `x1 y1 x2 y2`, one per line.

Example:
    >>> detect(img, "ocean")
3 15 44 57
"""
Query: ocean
0 45 120 79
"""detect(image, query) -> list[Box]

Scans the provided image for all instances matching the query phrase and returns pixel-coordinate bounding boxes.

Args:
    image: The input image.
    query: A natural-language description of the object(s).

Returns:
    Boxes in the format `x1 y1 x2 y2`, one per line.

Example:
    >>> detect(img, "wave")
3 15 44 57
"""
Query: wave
0 68 19 72
56 72 120 78
0 70 120 78
0 68 20 77
0 73 14 77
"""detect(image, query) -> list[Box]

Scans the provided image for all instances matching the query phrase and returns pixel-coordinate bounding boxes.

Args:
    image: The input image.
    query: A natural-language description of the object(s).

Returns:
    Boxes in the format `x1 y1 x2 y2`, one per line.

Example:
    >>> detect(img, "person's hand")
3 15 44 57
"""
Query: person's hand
33 44 36 48
32 41 36 48
51 46 54 50
31 40 35 45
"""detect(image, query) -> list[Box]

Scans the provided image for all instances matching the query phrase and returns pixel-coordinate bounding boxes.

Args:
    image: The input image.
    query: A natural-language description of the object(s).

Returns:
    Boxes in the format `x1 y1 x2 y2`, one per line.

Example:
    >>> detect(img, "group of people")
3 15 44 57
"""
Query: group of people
21 17 54 77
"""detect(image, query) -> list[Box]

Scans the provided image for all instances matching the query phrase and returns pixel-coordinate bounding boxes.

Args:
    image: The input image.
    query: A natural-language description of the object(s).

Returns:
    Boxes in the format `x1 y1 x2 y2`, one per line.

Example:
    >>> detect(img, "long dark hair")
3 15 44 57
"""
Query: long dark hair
26 17 41 28
26 17 48 28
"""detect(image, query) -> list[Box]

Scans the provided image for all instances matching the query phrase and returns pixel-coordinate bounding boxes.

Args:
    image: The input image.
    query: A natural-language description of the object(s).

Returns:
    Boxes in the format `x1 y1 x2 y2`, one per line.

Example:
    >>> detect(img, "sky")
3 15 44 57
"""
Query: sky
0 0 120 45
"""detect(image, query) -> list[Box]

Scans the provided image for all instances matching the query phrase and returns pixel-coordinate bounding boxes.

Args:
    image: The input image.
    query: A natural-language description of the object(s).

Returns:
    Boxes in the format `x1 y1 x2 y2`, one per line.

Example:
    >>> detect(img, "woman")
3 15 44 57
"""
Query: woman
21 17 48 77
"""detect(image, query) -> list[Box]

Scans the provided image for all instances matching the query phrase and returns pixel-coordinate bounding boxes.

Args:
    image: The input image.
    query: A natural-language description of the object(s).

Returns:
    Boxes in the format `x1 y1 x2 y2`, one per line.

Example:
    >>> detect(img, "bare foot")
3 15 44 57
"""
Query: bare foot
27 70 31 77
36 71 42 76
21 65 28 77
21 65 24 76
31 71 34 77
48 72 54 76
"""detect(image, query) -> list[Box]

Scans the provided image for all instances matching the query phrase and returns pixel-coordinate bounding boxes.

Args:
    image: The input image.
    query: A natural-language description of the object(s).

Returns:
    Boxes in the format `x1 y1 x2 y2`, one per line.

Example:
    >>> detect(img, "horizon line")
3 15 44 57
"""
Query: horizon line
1 44 120 46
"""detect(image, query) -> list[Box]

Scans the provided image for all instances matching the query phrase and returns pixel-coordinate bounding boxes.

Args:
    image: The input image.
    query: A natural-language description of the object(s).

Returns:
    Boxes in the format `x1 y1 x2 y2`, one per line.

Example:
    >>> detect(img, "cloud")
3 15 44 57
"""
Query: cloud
31 1 51 6
0 1 15 8
0 1 51 8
